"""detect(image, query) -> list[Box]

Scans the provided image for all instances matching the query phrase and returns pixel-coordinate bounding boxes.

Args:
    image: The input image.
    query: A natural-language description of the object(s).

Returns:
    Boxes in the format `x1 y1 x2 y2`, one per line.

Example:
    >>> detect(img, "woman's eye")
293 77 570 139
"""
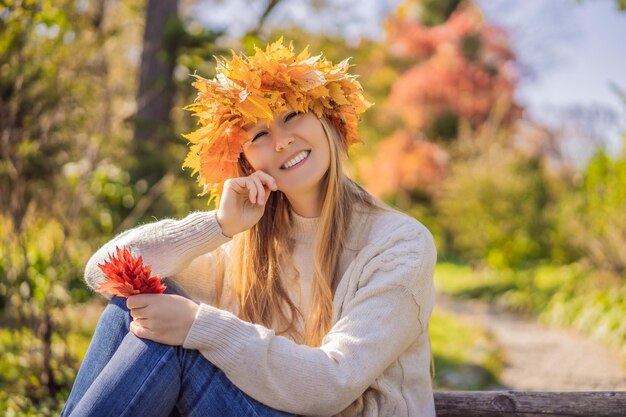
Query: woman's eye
252 131 267 142
284 111 298 122
250 113 297 142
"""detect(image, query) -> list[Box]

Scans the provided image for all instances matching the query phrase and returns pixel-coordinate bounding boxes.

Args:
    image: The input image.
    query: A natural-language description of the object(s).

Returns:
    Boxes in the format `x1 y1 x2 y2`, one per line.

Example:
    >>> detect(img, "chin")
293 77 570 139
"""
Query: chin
278 176 318 192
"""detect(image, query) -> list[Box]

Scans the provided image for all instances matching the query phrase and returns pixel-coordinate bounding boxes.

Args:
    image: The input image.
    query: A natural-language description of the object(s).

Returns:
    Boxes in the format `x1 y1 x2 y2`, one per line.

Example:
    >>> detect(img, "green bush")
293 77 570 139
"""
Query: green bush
436 143 551 268
553 143 626 275
0 321 95 417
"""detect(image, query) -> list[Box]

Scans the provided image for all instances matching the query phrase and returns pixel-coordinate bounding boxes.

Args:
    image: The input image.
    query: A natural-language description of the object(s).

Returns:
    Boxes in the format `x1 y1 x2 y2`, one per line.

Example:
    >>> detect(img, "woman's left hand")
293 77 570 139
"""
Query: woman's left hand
126 294 199 346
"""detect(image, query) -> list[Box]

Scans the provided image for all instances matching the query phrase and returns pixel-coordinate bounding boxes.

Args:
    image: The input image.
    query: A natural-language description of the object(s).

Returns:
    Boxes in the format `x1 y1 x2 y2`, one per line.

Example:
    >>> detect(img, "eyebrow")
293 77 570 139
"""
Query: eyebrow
243 121 269 133
241 121 256 130
243 110 295 133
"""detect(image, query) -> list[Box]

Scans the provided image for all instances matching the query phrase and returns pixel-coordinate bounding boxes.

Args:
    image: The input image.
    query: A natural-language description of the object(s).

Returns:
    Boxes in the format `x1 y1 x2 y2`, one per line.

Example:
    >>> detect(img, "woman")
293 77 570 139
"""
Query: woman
61 38 437 417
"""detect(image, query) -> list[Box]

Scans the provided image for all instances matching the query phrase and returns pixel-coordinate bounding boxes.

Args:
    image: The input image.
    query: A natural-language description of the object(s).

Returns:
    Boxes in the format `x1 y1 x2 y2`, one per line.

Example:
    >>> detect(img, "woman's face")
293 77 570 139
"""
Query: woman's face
241 110 331 196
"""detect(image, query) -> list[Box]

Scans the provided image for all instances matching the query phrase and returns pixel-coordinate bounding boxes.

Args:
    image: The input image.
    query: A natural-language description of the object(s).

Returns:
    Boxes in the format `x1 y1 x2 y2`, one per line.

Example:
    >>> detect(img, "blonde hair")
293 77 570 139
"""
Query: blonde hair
214 116 384 346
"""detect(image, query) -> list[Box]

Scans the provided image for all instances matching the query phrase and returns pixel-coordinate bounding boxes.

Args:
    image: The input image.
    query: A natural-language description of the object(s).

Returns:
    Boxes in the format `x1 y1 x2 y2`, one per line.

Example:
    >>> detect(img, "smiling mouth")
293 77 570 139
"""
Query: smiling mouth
280 150 311 170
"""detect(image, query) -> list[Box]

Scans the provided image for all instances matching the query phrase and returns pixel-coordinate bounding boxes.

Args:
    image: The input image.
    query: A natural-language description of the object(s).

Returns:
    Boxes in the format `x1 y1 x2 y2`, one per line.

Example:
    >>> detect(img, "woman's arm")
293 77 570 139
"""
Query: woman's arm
85 210 232 299
182 223 437 416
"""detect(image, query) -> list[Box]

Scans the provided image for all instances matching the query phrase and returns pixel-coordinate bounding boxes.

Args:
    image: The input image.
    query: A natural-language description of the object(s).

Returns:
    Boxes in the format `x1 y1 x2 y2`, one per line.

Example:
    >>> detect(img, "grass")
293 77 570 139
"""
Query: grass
430 307 505 390
0 301 104 417
434 261 626 361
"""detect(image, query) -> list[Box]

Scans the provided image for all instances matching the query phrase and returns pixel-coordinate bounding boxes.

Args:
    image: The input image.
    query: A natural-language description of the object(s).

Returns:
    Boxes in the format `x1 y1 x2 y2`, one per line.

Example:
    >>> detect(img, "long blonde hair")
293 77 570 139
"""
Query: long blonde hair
214 116 383 346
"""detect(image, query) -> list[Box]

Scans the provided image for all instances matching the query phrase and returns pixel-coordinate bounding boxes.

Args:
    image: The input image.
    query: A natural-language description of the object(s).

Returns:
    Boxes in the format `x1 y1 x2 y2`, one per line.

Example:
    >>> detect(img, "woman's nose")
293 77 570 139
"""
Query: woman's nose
274 134 295 152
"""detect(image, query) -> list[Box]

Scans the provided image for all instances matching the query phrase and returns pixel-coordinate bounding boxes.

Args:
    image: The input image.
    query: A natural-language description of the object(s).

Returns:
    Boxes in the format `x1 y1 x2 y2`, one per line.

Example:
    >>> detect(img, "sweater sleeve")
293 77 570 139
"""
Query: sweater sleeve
84 210 232 299
182 224 437 416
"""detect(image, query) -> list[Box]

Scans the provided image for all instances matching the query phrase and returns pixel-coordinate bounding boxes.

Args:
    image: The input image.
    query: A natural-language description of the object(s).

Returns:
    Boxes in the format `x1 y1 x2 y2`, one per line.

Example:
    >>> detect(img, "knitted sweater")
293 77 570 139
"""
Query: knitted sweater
84 207 437 417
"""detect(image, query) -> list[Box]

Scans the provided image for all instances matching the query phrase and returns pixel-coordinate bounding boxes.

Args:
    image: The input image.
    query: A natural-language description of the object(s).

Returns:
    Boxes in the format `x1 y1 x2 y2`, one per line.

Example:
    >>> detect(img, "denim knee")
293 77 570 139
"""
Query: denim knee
110 295 129 310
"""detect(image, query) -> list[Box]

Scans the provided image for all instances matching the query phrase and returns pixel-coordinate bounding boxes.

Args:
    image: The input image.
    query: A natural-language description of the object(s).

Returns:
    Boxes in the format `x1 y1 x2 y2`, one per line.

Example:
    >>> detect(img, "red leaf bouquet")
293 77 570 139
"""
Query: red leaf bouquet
96 246 166 297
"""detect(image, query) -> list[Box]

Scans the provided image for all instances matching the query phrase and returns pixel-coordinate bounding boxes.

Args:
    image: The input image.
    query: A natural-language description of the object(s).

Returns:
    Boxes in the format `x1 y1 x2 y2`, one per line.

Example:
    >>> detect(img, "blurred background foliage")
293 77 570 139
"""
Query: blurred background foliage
1 0 625 414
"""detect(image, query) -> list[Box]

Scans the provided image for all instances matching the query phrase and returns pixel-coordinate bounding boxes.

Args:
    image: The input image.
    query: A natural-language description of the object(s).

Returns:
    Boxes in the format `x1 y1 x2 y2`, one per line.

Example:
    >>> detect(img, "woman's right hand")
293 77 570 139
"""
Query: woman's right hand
216 170 278 238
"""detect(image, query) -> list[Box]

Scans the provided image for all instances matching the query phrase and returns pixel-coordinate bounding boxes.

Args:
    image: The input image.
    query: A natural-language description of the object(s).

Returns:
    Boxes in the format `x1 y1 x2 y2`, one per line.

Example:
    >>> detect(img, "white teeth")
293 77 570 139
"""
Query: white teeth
282 151 310 169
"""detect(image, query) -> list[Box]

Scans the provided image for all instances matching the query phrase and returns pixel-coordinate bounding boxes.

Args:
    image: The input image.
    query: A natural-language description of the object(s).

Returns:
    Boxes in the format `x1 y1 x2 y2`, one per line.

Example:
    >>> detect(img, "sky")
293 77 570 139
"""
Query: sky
476 0 626 154
194 0 626 153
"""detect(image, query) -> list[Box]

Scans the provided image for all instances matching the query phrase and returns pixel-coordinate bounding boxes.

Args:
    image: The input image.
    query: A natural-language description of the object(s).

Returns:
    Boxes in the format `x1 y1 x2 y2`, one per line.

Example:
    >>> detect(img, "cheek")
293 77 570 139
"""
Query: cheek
241 148 264 172
316 131 332 165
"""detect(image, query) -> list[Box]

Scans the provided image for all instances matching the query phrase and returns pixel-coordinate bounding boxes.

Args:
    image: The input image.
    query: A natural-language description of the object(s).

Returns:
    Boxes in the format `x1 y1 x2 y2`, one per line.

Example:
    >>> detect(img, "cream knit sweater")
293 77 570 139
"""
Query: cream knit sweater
84 207 437 417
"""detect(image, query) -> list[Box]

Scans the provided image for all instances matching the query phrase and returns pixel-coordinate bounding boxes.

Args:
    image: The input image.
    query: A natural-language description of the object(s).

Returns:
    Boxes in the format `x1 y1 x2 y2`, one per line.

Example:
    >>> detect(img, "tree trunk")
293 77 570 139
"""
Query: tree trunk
132 0 180 185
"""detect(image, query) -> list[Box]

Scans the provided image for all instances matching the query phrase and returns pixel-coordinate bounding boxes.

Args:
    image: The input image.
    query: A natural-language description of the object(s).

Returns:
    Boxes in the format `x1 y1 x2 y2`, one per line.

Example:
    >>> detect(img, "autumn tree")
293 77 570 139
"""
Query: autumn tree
359 0 521 204
354 0 532 262
356 131 448 207
384 0 521 141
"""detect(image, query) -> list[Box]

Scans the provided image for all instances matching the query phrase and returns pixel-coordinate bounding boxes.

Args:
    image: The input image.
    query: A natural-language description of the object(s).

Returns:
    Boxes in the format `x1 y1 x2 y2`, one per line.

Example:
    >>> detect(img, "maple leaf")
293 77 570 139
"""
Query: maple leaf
96 246 166 298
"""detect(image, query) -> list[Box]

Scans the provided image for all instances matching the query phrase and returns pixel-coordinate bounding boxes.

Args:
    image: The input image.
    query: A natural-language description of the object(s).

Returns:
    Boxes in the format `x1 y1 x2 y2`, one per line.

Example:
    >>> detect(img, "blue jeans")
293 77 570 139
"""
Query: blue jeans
60 279 299 417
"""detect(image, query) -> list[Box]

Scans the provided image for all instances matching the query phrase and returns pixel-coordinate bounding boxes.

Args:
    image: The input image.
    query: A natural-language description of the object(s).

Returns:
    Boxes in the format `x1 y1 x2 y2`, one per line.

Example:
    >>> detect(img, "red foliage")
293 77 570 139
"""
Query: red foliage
96 246 166 297
359 131 448 198
384 3 521 133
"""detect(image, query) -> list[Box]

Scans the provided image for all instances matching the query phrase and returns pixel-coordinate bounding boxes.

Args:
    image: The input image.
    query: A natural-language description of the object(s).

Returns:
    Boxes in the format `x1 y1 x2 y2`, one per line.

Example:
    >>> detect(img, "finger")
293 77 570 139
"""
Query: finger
246 177 258 204
230 177 254 202
130 306 149 319
250 175 266 205
131 318 151 330
130 321 153 339
127 294 152 310
131 317 149 327
229 177 248 194
254 170 278 190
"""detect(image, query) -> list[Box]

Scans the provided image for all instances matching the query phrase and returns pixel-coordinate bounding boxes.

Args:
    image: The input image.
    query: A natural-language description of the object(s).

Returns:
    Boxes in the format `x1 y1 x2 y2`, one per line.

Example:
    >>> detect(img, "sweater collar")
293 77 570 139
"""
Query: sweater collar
290 209 320 244
289 207 370 248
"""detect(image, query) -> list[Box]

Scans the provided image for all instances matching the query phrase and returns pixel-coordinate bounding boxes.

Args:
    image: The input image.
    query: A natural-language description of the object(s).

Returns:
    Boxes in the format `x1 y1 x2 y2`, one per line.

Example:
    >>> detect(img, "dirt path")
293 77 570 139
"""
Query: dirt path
436 293 626 391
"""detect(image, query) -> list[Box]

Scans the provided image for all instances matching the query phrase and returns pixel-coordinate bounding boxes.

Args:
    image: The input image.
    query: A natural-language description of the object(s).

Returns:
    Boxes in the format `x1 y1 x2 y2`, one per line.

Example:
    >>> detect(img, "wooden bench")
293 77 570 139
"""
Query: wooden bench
434 391 626 416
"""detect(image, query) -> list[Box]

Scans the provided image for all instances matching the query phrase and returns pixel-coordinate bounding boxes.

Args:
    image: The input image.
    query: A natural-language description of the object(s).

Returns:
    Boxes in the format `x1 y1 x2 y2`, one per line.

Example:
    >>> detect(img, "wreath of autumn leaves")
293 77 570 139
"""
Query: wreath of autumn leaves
181 37 373 206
